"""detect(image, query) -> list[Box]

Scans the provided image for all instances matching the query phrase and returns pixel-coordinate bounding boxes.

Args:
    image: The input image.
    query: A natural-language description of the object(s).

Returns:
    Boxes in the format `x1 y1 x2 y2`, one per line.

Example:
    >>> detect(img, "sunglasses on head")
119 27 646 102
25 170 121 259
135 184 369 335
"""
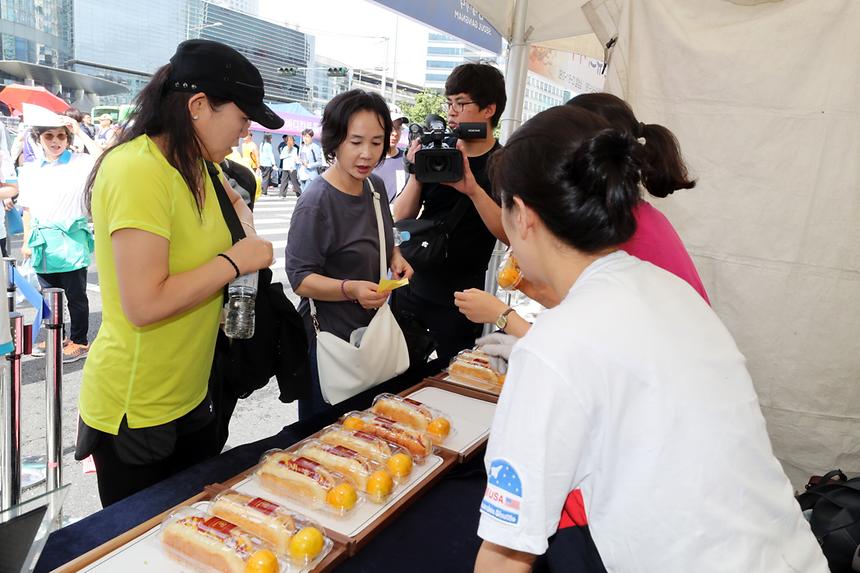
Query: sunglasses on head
41 132 68 142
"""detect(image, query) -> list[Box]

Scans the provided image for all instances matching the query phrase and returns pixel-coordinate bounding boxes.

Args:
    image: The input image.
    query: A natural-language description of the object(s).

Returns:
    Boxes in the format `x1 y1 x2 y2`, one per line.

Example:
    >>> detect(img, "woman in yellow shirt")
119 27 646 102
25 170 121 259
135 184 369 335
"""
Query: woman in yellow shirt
76 39 280 506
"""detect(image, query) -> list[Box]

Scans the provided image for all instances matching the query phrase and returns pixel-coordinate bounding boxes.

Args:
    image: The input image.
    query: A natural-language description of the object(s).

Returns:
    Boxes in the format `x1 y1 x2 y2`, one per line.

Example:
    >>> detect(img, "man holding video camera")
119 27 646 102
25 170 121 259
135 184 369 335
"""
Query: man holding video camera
393 63 507 363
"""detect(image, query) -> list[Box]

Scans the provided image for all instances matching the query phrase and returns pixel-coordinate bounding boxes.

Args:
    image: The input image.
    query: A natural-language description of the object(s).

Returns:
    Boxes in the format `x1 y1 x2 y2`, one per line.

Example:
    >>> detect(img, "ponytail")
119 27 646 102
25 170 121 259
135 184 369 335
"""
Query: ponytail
638 123 695 198
566 93 696 198
559 129 641 250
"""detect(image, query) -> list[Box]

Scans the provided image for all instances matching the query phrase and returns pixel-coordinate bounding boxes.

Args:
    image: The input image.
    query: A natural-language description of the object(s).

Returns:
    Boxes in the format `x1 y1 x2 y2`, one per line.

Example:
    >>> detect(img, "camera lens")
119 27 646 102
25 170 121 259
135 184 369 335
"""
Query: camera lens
428 156 449 173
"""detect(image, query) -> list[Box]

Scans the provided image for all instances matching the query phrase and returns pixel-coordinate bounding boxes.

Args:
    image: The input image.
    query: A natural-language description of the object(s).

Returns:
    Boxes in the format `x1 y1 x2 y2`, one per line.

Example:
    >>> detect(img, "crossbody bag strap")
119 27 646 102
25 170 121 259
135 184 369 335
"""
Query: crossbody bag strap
366 177 388 279
207 161 248 306
308 178 386 334
206 161 246 245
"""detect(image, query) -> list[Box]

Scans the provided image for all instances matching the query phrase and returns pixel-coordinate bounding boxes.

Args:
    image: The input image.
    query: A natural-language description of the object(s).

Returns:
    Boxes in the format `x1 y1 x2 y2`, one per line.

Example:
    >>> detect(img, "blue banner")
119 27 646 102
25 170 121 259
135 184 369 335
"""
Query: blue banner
11 266 52 346
373 0 502 54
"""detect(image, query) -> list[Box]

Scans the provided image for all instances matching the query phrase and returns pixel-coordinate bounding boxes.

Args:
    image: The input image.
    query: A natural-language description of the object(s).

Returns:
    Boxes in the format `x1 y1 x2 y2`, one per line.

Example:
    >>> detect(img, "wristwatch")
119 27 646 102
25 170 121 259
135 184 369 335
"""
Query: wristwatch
495 307 516 331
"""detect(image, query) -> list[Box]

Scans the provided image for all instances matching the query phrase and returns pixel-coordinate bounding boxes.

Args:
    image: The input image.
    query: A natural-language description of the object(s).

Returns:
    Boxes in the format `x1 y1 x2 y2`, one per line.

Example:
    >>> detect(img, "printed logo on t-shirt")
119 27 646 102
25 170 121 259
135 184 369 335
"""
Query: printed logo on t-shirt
481 458 523 525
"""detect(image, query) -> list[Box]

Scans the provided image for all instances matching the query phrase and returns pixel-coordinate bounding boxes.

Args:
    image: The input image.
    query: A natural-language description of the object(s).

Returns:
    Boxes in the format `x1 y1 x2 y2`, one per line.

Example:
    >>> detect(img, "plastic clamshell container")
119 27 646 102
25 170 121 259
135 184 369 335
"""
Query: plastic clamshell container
369 393 454 445
497 253 523 290
447 350 505 389
160 505 287 573
256 450 364 517
209 490 333 568
339 411 434 463
291 439 395 504
315 424 415 482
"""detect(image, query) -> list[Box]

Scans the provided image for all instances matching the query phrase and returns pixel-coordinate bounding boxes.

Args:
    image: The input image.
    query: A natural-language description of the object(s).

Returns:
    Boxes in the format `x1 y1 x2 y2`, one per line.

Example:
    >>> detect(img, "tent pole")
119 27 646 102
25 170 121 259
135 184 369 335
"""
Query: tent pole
483 1 529 337
500 0 529 144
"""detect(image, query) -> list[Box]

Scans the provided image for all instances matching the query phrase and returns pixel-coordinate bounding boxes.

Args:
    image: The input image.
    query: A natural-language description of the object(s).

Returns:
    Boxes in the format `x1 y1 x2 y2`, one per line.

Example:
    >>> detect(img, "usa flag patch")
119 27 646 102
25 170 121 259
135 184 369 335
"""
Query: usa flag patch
481 459 523 525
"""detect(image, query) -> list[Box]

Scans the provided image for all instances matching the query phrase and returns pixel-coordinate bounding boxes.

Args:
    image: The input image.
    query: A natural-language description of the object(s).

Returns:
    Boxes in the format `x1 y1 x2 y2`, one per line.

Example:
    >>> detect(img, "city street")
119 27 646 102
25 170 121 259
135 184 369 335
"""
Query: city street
13 191 301 521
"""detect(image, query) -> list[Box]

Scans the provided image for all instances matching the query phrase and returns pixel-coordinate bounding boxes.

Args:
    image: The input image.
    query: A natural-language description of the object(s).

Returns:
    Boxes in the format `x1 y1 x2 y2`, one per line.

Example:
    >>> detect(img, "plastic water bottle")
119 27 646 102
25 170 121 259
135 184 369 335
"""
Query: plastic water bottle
393 227 410 247
224 272 258 339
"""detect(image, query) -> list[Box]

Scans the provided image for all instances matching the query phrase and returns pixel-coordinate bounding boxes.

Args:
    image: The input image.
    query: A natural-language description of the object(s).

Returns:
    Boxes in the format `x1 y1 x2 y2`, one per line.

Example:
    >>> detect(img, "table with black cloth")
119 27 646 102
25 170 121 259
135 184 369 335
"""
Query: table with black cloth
35 362 489 573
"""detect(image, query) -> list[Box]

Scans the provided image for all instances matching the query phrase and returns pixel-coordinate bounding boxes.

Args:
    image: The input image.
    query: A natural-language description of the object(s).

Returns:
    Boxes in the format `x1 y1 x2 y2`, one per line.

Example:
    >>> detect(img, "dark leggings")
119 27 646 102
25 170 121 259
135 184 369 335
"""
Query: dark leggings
36 268 89 345
90 419 219 507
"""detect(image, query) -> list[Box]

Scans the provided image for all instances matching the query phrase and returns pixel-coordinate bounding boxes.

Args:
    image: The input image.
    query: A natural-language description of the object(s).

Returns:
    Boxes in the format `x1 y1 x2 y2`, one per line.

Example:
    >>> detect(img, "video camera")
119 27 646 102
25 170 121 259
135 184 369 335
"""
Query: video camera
407 114 487 183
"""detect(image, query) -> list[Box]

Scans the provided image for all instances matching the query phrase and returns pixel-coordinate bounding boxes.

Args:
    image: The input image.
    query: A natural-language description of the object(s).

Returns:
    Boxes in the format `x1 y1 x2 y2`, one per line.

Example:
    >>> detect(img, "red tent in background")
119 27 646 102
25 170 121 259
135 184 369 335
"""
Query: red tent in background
0 84 70 114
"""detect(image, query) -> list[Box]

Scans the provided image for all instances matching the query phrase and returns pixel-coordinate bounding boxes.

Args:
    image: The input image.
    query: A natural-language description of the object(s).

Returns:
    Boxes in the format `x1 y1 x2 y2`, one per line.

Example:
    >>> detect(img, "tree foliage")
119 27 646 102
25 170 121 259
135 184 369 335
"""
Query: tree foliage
401 90 447 127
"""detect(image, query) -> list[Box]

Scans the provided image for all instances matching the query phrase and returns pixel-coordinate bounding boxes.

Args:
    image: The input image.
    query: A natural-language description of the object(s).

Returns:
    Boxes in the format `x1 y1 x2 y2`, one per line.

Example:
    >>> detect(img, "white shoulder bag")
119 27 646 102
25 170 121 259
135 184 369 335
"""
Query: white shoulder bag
309 178 410 405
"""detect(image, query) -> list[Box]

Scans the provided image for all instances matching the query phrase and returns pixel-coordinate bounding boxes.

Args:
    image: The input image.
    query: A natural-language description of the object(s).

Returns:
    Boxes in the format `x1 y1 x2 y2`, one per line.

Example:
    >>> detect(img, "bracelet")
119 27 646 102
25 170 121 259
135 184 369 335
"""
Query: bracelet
217 253 241 279
340 279 356 303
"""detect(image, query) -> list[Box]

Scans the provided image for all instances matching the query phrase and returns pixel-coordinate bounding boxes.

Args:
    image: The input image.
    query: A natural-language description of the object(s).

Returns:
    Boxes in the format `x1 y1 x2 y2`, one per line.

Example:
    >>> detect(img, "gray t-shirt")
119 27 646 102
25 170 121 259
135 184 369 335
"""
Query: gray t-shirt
285 173 395 341
372 148 408 201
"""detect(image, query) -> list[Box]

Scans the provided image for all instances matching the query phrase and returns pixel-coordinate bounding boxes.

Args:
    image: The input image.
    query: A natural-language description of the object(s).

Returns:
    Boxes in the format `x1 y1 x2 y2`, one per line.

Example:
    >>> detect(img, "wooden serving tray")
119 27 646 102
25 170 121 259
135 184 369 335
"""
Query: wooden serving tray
399 378 498 463
426 371 503 401
52 486 349 573
232 445 457 557
346 448 456 555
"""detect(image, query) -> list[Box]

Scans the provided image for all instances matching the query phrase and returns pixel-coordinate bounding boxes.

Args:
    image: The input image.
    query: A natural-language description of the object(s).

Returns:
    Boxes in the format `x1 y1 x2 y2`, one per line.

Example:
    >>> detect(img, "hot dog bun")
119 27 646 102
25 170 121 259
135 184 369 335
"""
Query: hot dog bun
162 515 254 573
210 491 296 554
370 395 433 432
362 415 433 460
450 351 503 386
257 452 338 506
299 442 376 491
318 426 394 464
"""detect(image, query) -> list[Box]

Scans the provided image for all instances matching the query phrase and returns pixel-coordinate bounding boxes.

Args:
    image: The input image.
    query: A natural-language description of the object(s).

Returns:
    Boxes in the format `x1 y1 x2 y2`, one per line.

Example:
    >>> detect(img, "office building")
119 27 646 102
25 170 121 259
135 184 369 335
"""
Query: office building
195 2 309 103
0 0 70 68
521 73 570 122
424 32 494 91
64 0 310 106
0 0 127 108
207 0 259 16
69 0 187 105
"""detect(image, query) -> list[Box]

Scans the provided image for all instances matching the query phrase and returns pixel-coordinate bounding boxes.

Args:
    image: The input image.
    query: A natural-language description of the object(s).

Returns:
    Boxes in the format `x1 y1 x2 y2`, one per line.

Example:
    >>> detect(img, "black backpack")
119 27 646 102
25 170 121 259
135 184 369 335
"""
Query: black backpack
797 469 860 572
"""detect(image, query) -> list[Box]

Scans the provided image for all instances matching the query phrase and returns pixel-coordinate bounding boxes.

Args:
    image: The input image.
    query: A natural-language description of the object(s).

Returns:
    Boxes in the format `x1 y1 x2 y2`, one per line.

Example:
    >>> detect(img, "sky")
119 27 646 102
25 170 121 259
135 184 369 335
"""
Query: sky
258 0 434 86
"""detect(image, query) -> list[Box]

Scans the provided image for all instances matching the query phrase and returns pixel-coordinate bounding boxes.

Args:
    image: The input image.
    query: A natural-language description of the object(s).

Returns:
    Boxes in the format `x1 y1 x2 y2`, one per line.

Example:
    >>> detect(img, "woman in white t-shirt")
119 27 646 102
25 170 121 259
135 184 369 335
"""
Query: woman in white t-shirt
17 111 100 363
0 129 19 256
278 134 300 198
474 105 827 572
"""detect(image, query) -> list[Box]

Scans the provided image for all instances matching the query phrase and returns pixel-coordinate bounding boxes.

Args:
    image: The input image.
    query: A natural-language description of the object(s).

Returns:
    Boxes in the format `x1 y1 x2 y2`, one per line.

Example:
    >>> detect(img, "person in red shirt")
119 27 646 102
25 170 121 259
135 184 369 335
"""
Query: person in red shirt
455 93 708 343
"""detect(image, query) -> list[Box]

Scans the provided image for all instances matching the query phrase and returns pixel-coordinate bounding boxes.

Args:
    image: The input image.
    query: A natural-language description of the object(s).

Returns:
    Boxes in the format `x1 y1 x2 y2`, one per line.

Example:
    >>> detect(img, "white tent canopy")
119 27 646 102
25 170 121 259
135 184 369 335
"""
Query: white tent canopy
465 0 860 487
468 0 600 53
467 0 605 140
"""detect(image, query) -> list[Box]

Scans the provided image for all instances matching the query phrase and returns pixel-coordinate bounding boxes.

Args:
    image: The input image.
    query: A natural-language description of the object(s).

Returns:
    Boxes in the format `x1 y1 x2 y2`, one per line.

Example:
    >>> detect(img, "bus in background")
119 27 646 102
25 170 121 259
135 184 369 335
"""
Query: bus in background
90 104 134 124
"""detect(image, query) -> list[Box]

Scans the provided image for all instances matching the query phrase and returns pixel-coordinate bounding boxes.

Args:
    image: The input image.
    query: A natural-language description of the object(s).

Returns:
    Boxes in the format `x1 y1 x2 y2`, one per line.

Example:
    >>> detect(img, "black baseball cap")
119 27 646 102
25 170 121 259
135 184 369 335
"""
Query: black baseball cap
167 39 284 130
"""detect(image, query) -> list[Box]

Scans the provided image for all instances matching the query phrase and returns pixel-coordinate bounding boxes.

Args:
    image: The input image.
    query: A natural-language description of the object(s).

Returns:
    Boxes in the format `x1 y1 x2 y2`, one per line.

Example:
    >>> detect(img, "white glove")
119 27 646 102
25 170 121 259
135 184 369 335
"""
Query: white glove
474 332 518 374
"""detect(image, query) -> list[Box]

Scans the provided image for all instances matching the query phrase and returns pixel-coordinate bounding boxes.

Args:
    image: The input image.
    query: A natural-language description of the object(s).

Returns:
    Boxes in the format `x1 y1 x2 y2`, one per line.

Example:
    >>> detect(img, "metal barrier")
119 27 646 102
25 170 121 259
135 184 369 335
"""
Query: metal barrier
0 279 65 512
1 312 24 510
482 240 509 337
43 288 65 494
4 256 15 312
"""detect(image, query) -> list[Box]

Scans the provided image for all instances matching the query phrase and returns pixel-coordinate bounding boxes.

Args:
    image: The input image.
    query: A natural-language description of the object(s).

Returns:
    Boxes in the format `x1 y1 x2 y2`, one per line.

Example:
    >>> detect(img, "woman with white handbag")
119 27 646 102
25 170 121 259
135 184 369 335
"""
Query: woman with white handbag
286 89 413 420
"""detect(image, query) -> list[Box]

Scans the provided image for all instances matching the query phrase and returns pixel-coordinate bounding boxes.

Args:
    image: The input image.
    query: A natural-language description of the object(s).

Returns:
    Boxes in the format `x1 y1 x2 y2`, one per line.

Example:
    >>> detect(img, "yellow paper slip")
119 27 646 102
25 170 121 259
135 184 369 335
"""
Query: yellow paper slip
378 277 409 294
